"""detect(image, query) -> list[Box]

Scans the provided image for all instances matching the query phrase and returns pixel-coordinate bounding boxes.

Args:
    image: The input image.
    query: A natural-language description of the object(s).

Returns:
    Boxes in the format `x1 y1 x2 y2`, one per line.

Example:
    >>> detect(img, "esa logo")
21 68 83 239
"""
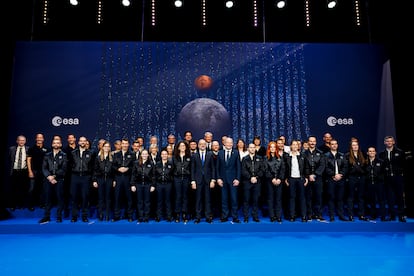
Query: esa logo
326 116 353 127
51 116 80 127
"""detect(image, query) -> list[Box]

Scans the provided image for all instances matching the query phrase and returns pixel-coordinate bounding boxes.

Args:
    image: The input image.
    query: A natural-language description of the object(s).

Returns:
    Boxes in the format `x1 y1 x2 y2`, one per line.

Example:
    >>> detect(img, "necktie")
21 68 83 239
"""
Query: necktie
17 147 23 169
226 150 230 162
201 152 205 165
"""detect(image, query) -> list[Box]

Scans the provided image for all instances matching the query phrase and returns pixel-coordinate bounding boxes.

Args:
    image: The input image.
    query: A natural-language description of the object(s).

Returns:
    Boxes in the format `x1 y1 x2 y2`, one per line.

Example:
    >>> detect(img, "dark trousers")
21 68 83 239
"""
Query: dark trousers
306 177 324 217
366 180 386 218
243 181 261 219
221 181 239 219
44 179 64 218
327 178 345 217
385 175 405 217
96 177 113 218
195 181 212 219
347 175 366 217
113 174 133 219
70 175 91 218
136 184 152 220
266 178 283 219
174 176 189 214
10 169 29 209
288 177 306 218
157 182 172 219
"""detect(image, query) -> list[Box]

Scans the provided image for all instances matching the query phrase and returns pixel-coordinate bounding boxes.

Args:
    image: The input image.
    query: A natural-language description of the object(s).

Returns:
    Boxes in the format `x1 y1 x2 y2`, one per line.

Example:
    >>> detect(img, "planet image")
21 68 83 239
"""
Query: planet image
177 98 232 140
194 75 213 91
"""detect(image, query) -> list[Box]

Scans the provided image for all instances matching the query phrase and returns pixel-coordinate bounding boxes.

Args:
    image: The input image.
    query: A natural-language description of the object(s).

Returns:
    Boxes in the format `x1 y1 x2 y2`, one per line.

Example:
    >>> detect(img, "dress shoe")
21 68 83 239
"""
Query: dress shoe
301 217 307 222
232 218 241 223
56 217 62 223
339 216 349 221
390 215 396 221
98 215 104 221
71 217 78 222
10 208 15 211
270 217 276 222
166 217 173 222
155 217 161 222
349 216 354 221
359 216 369 221
39 217 50 224
111 217 120 222
143 218 149 223
175 215 180 223
82 217 89 223
253 217 260 222
128 217 134 222
105 216 110 221
206 217 213 223
194 218 201 224
277 217 282 223
29 207 35 211
380 216 386 222
289 217 295 222
399 216 407 223
318 216 326 221
329 216 335 222
220 217 228 222
244 217 249 223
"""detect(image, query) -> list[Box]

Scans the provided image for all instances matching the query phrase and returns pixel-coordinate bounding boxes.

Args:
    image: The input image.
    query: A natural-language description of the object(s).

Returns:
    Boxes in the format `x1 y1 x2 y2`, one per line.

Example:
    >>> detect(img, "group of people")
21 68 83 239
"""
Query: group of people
5 130 408 224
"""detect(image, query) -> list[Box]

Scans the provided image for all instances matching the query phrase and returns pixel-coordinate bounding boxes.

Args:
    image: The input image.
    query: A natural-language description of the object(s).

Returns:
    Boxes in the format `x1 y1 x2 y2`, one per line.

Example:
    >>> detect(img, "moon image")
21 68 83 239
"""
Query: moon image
177 98 232 140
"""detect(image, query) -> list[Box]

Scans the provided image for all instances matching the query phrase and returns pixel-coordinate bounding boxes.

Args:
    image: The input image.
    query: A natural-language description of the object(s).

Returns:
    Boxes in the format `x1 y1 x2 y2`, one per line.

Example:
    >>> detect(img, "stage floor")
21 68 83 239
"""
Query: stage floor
1 209 414 276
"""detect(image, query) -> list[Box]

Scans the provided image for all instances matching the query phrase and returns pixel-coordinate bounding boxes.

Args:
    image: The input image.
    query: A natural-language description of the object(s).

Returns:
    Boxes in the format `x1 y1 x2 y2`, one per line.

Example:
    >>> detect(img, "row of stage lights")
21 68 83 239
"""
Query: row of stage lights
67 0 339 10
42 0 359 27
36 0 368 42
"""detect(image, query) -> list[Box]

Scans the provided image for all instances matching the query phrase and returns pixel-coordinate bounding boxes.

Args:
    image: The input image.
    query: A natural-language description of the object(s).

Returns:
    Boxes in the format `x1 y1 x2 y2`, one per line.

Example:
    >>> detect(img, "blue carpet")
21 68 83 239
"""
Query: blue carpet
1 209 414 275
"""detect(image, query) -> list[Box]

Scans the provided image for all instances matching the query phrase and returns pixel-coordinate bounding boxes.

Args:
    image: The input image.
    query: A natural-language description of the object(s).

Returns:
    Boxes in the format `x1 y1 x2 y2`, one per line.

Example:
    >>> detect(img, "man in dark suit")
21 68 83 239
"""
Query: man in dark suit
8 135 30 211
216 137 241 223
191 139 216 223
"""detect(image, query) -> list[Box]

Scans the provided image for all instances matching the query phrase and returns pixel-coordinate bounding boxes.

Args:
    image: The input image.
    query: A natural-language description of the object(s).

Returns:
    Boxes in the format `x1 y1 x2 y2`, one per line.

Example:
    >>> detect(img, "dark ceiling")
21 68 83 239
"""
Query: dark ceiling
8 0 400 44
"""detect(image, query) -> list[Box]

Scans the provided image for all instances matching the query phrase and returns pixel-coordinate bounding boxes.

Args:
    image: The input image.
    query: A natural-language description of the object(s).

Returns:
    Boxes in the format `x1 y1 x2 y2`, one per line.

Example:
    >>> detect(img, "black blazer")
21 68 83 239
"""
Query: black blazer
216 149 241 184
8 145 30 175
191 151 216 184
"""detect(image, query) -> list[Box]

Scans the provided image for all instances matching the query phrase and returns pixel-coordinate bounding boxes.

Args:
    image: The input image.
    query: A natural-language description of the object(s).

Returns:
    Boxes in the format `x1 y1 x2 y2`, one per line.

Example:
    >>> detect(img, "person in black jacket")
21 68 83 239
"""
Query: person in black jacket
69 136 95 223
130 149 155 223
154 150 174 222
365 146 387 221
92 141 114 221
241 143 265 223
303 135 326 221
172 141 191 223
379 136 407 222
324 139 348 222
112 138 136 222
264 141 285 222
39 138 67 223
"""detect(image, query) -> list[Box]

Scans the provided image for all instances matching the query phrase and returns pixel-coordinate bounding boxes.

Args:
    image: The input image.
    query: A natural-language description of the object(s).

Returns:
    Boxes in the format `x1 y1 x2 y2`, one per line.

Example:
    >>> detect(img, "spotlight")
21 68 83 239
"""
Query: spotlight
275 0 286 9
225 1 234 9
69 0 79 6
174 0 183 8
121 0 130 7
327 0 337 9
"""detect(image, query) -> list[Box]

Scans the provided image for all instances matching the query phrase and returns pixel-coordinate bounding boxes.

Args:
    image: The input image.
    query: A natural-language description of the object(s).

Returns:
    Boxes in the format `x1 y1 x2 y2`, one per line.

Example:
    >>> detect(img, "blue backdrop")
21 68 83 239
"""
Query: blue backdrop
7 41 390 151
